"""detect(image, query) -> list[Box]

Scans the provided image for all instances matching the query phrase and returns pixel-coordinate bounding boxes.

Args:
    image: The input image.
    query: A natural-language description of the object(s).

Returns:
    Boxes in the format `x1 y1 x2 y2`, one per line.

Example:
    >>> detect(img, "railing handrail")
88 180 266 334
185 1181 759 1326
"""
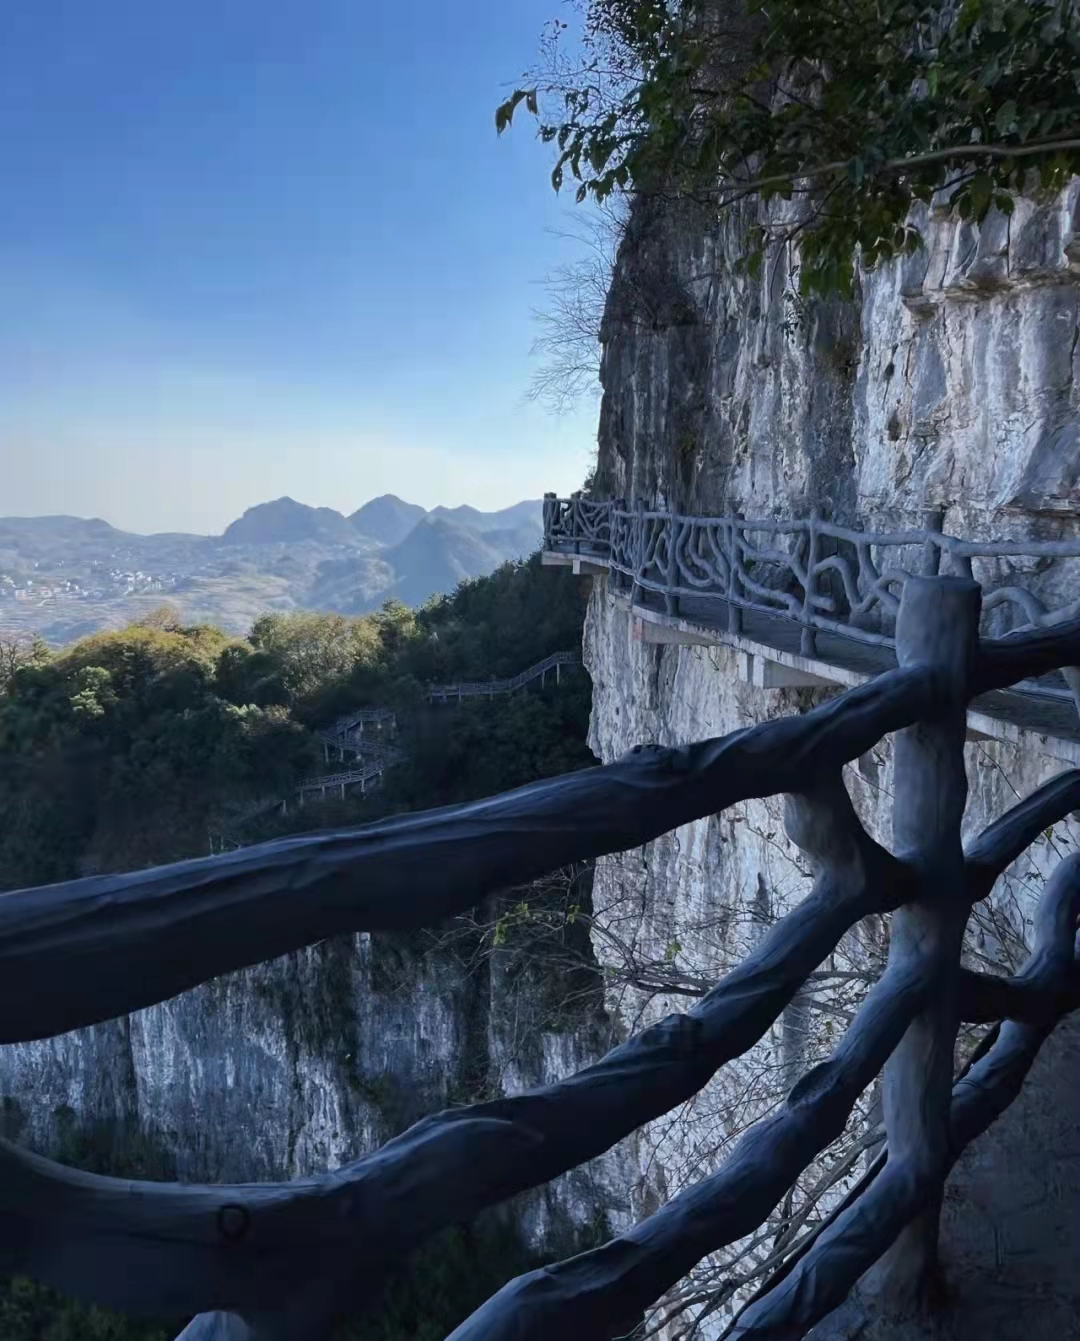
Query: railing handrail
298 760 386 792
230 651 576 830
331 705 397 735
542 493 1080 662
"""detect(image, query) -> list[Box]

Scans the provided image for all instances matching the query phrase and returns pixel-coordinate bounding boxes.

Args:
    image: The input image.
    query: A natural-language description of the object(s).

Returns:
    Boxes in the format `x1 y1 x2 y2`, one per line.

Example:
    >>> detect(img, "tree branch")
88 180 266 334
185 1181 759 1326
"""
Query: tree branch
717 135 1080 199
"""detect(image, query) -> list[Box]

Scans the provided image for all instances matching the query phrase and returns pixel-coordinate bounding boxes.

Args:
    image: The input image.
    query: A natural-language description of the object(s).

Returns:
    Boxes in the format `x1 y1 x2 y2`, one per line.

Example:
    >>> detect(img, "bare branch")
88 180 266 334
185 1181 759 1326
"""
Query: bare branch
717 135 1080 200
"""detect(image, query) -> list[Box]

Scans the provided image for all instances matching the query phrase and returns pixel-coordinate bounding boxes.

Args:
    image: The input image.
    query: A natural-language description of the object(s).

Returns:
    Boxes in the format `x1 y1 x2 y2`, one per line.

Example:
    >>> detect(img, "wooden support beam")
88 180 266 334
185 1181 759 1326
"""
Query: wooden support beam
572 557 607 577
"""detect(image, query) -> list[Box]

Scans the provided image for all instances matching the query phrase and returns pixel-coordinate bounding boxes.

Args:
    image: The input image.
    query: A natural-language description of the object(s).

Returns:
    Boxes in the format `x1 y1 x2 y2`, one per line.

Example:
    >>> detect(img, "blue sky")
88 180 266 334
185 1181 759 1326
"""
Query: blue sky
0 0 599 534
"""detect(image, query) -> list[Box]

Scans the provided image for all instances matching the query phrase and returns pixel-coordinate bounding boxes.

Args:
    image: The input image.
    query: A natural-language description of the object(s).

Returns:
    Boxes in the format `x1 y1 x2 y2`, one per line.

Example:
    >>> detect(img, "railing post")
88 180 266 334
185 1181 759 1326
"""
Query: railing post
631 497 648 607
665 514 683 616
543 493 554 548
571 492 583 555
921 509 944 577
600 498 614 559
800 511 820 657
612 497 628 592
880 575 980 1310
944 539 974 581
727 513 743 634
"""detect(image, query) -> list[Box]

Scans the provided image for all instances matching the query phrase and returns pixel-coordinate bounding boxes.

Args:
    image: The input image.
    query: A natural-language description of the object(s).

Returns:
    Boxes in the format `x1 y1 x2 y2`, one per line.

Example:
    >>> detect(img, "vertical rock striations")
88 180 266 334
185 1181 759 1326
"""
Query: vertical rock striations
584 182 1080 1337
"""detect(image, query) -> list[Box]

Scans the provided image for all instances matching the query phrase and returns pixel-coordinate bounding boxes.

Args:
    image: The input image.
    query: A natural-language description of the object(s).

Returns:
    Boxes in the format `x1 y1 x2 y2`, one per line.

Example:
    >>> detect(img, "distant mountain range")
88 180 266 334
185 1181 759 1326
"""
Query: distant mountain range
0 495 544 643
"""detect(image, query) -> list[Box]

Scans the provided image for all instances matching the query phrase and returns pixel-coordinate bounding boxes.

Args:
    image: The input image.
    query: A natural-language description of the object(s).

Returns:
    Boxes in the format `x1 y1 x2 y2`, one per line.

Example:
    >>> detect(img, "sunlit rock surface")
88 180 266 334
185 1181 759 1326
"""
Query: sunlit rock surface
585 179 1080 1337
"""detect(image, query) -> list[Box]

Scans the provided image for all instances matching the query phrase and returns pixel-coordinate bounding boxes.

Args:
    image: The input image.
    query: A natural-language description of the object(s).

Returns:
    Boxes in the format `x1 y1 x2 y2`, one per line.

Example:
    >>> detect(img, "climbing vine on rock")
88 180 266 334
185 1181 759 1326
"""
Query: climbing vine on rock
498 0 1080 296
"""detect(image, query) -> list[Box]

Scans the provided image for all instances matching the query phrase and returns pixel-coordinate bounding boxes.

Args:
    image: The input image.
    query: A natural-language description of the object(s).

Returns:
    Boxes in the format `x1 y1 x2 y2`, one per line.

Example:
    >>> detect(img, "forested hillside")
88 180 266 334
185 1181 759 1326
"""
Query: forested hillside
0 555 596 1340
0 554 592 892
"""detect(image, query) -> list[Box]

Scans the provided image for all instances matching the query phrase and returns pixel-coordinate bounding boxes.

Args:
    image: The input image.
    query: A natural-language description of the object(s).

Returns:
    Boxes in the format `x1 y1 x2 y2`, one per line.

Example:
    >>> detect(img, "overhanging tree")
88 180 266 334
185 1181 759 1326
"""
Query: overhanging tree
497 0 1080 296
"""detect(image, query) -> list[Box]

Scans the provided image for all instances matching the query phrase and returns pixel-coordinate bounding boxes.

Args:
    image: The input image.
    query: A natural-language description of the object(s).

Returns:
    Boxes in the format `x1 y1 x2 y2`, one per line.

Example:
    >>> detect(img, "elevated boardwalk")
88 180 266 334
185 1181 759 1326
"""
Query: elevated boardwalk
426 651 578 702
543 494 1080 764
212 652 578 851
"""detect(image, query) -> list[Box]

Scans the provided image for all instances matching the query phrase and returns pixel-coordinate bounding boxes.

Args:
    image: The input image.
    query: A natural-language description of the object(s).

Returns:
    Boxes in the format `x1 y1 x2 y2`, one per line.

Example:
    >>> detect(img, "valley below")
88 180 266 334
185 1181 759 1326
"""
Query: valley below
0 494 544 643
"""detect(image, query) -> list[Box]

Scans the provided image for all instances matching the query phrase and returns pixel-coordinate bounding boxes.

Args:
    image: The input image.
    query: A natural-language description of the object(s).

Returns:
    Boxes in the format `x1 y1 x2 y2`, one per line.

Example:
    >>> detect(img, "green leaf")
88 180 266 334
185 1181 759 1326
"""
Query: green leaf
969 171 994 221
495 88 534 135
994 99 1017 134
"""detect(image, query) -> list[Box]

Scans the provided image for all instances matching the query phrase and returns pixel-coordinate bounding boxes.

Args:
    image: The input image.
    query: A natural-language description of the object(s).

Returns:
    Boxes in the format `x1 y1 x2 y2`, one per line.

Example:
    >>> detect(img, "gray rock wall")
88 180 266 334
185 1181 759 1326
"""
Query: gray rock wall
586 181 1080 1337
0 918 617 1252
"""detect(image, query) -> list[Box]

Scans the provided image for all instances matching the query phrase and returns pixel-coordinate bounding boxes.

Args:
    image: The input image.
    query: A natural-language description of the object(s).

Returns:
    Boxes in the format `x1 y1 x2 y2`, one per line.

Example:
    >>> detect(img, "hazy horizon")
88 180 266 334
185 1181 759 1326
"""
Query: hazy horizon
1 1 598 534
0 490 547 539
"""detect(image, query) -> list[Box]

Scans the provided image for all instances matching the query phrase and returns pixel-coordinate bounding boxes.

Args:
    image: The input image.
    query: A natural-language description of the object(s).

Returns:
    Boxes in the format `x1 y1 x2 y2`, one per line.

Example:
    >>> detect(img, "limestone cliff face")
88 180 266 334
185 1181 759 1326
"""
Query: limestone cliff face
599 184 1080 533
585 184 1080 1336
0 920 616 1252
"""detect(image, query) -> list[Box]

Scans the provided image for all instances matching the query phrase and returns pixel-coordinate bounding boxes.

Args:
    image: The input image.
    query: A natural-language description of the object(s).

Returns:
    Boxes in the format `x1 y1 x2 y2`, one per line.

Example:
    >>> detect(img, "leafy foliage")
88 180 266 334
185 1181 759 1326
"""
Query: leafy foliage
344 1217 546 1341
0 622 316 888
499 0 1080 295
0 1278 172 1341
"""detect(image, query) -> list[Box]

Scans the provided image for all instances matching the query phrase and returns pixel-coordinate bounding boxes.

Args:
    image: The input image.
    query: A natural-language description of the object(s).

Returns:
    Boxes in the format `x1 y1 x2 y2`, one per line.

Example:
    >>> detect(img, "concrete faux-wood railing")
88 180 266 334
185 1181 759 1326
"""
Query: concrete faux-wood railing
544 493 1080 759
7 579 1080 1341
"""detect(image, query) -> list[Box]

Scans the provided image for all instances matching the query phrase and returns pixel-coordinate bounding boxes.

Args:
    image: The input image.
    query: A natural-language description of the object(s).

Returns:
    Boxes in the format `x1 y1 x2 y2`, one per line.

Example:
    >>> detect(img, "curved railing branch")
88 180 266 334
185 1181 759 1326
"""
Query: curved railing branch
446 959 935 1341
973 614 1080 696
0 1112 542 1325
0 664 940 1044
964 768 1080 898
958 965 1080 1024
0 787 907 1330
725 854 1080 1341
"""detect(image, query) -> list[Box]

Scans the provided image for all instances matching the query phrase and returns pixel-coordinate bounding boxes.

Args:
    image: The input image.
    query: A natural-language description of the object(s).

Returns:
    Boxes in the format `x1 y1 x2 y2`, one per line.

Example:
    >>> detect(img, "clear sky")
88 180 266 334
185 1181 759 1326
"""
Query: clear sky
0 0 599 535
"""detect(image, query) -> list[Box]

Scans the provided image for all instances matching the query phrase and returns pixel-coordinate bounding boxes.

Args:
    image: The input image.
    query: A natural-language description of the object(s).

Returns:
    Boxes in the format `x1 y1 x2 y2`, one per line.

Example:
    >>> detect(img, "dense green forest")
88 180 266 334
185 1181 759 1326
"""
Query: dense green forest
0 554 593 890
0 555 596 1340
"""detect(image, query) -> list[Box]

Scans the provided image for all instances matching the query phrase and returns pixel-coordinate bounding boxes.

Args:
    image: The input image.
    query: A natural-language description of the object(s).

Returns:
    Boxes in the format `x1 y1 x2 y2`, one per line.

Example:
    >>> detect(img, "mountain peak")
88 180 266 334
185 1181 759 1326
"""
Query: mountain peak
221 497 357 547
349 495 427 547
